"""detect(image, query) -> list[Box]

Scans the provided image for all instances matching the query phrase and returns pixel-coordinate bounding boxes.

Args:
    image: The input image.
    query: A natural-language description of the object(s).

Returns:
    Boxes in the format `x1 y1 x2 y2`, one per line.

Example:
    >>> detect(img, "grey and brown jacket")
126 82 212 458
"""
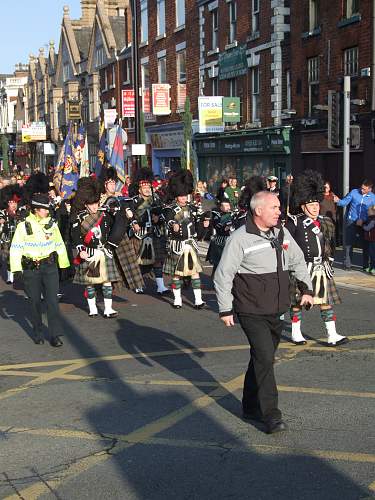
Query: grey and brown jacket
214 216 313 317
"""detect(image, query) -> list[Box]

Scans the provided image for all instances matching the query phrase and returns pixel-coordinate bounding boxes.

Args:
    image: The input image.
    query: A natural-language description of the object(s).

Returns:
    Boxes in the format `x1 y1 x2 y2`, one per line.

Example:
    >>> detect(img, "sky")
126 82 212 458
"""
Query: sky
0 0 82 74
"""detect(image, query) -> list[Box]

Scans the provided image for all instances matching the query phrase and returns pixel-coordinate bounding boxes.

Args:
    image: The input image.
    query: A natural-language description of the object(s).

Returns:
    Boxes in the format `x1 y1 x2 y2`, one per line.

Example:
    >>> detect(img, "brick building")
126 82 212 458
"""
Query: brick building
194 0 292 188
288 0 375 194
134 0 200 176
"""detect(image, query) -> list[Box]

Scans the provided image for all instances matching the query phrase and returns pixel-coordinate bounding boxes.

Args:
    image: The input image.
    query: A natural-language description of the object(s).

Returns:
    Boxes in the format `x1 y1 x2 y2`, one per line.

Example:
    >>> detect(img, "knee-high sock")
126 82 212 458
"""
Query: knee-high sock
290 309 306 342
85 286 97 316
321 309 346 344
192 278 204 306
171 278 182 306
103 283 117 315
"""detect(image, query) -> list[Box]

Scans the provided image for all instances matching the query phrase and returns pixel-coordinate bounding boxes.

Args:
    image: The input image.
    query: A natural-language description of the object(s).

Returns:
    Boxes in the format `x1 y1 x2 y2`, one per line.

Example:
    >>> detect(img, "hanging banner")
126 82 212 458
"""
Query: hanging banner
104 109 117 129
218 44 248 80
122 90 135 118
21 122 46 143
223 97 241 123
198 96 224 133
152 84 171 115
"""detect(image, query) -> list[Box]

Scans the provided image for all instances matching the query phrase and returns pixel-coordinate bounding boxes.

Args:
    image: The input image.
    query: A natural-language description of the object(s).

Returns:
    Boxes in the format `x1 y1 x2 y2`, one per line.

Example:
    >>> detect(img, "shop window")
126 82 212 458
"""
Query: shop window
344 46 359 76
308 56 319 115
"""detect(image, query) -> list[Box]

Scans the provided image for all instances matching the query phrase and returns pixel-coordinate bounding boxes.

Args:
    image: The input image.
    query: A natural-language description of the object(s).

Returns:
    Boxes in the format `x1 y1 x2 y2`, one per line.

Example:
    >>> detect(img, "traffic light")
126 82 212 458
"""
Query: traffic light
328 90 341 148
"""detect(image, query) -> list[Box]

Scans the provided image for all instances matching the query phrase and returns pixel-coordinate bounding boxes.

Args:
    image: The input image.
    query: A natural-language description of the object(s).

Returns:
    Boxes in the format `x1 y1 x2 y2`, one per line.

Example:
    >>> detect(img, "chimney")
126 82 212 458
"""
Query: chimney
80 0 96 25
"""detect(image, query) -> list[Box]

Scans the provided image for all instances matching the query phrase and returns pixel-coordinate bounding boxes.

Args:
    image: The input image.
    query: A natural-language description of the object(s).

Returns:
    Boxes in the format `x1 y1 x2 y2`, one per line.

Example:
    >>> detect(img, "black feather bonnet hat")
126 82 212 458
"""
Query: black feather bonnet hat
168 170 194 198
24 172 49 203
293 169 324 207
129 168 154 197
238 175 267 211
71 177 102 218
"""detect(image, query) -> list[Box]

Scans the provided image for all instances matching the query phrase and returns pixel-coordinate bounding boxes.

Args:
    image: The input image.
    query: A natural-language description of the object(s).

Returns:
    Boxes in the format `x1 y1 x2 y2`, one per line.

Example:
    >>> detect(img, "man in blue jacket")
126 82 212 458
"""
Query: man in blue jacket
335 179 375 270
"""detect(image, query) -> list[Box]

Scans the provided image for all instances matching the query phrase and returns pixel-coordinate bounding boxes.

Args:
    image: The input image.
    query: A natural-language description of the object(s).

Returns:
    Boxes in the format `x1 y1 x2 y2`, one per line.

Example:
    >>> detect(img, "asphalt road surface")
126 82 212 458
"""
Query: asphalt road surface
0 271 374 500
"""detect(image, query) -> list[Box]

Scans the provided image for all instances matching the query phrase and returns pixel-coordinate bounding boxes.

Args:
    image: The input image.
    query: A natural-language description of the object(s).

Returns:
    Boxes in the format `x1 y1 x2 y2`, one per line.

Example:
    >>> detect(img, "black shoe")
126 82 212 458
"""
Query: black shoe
292 339 307 346
157 289 171 295
265 418 287 434
33 336 44 345
194 302 206 310
327 337 349 347
50 336 63 347
242 410 263 423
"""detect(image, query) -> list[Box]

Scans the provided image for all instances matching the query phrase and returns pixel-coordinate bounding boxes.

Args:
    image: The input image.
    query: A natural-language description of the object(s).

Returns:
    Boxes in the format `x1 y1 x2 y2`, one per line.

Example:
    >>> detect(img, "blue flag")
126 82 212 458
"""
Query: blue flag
53 124 79 199
109 125 125 184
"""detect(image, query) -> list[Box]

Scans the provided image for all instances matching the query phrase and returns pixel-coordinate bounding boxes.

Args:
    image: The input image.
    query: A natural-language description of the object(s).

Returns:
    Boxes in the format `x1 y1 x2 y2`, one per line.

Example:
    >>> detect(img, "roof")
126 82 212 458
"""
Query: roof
74 27 92 60
109 16 126 50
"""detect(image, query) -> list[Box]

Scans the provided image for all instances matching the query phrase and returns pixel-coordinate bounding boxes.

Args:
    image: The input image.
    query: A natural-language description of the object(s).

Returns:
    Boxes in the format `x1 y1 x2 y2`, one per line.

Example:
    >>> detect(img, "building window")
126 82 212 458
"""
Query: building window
344 46 359 76
345 0 359 18
176 0 185 27
158 56 167 83
308 56 319 115
252 0 260 34
177 50 186 83
141 0 148 43
229 1 237 43
111 65 116 88
95 46 105 68
229 78 237 97
211 77 218 96
252 67 260 122
212 9 218 50
123 59 131 83
141 63 150 89
157 0 165 36
286 69 292 110
63 62 71 82
309 0 319 31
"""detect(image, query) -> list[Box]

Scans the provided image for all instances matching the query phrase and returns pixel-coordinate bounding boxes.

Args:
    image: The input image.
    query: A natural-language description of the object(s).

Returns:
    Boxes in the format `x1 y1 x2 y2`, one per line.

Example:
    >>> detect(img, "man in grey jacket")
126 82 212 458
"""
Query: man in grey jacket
214 191 313 434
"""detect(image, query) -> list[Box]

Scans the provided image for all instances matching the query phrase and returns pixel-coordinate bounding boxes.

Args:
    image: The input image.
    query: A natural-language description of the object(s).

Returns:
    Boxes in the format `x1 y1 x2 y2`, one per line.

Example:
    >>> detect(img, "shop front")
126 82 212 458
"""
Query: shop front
194 126 291 191
147 122 184 178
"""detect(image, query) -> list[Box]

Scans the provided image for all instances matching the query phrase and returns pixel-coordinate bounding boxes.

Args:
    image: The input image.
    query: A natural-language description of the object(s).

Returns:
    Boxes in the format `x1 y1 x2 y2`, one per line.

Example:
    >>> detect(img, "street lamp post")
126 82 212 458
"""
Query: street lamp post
130 0 141 174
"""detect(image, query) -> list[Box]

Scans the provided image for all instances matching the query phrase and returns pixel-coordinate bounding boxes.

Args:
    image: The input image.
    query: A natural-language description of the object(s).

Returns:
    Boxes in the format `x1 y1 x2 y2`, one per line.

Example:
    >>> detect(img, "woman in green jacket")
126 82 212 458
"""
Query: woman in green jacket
10 193 70 346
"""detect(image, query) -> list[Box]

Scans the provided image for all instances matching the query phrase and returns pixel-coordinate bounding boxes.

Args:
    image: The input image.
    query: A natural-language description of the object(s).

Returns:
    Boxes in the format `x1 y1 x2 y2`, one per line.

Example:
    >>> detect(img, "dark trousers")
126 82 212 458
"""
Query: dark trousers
23 262 62 340
344 223 369 269
369 242 375 269
238 313 283 422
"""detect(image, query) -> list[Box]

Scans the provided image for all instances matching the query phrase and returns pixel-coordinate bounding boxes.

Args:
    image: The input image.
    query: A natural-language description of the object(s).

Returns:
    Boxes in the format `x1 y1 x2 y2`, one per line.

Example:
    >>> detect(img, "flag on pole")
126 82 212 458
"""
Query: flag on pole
74 124 90 178
95 122 107 178
109 125 125 184
53 123 79 199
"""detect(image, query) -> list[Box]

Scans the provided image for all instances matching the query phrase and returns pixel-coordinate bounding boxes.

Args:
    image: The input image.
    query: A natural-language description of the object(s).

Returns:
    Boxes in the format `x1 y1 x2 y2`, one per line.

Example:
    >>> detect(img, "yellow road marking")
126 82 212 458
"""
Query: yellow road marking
4 375 244 500
369 480 375 491
0 331 374 373
0 360 97 402
2 425 375 465
0 370 95 380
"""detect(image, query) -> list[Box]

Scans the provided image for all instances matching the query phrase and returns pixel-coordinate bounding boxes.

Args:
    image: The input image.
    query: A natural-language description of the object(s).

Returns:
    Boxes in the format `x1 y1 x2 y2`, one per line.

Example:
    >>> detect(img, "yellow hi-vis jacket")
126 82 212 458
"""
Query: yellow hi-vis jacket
10 213 70 273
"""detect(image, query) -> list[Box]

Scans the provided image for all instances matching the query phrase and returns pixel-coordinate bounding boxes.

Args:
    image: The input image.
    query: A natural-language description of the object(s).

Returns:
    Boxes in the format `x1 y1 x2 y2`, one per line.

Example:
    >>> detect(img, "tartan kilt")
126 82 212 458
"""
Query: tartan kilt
115 235 145 290
163 245 203 277
132 235 167 264
290 270 341 307
73 253 121 285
